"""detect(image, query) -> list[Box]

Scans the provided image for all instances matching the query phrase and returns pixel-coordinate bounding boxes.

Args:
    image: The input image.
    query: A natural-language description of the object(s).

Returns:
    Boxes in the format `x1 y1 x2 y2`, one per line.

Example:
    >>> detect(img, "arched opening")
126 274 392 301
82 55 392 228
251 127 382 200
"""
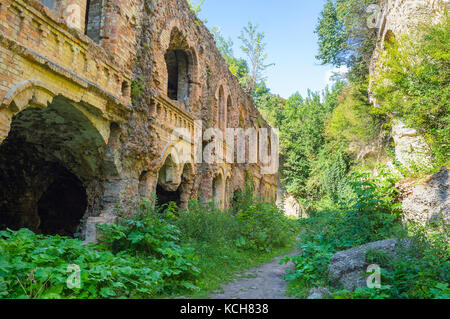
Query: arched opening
226 96 233 129
38 170 87 236
85 0 103 43
156 185 181 208
165 50 190 102
121 81 130 98
217 86 225 131
0 96 108 237
212 173 224 208
156 154 181 208
164 28 197 107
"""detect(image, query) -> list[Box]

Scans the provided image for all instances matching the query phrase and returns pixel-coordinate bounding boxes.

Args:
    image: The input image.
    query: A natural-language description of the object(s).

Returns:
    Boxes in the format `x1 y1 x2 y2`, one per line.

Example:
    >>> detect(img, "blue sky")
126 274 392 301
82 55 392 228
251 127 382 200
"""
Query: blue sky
200 0 334 99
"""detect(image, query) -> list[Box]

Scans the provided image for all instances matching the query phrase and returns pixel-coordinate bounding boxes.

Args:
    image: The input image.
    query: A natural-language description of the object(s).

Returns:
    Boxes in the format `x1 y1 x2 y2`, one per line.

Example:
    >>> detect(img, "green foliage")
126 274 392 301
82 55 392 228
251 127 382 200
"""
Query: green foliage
173 187 298 297
211 27 249 86
234 201 297 252
187 0 205 19
0 202 200 299
0 229 169 298
334 223 450 299
252 85 286 128
176 200 240 245
284 171 406 297
316 0 377 80
97 201 200 294
0 185 298 299
177 184 297 253
279 83 346 202
239 22 274 94
371 16 450 164
130 77 145 103
325 82 383 154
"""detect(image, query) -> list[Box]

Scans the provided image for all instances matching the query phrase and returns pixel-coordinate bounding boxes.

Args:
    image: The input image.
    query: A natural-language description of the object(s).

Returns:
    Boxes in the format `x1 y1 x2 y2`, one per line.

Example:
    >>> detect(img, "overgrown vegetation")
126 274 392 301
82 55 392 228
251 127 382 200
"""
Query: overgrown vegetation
283 172 449 299
371 14 450 165
280 4 449 300
0 186 298 299
315 0 378 81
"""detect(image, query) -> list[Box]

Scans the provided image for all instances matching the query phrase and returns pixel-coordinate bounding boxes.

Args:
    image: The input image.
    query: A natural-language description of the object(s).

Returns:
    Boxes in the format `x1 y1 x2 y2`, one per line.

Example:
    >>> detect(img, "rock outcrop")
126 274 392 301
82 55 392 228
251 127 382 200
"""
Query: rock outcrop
328 239 411 291
391 120 433 170
397 166 449 225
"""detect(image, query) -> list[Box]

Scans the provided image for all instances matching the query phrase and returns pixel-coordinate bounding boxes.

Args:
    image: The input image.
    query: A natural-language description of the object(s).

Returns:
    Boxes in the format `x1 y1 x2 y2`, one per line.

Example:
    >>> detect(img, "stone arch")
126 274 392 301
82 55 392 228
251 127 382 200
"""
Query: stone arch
216 85 225 132
85 0 104 43
156 143 196 209
226 95 233 129
0 80 110 146
212 169 225 209
0 88 118 236
160 22 200 108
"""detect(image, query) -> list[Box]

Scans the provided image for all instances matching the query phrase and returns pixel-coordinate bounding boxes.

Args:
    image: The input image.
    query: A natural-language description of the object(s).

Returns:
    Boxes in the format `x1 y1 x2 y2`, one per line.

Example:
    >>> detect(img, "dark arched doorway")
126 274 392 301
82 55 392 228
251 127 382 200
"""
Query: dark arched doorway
0 96 108 237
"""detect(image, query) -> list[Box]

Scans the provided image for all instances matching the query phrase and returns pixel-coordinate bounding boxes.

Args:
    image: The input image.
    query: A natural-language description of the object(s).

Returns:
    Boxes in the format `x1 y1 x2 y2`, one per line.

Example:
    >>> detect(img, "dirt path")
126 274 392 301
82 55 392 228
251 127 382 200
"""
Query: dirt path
210 250 298 299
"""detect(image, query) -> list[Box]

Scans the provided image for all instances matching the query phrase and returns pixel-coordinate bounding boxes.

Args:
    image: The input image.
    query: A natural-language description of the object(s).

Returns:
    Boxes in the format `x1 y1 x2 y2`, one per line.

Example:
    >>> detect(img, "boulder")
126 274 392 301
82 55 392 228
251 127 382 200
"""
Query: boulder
328 238 411 291
307 287 331 299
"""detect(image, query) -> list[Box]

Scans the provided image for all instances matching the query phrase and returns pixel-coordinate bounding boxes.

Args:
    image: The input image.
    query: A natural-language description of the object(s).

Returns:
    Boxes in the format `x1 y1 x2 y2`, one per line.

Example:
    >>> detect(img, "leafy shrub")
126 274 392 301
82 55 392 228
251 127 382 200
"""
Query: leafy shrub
177 184 297 253
0 190 297 299
325 83 382 154
176 200 241 245
334 223 450 299
0 229 162 298
371 15 450 164
0 201 200 299
97 200 200 293
233 201 296 252
284 171 405 297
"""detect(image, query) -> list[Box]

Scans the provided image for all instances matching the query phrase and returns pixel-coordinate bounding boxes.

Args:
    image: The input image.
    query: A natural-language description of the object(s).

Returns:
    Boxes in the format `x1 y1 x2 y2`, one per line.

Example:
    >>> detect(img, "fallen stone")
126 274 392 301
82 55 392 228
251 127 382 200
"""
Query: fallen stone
307 287 331 299
328 238 411 291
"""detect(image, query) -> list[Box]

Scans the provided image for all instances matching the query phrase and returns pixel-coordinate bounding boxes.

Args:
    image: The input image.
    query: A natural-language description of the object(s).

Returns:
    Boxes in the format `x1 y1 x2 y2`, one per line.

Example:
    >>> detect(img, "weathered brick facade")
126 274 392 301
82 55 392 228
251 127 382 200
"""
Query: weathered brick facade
0 0 278 239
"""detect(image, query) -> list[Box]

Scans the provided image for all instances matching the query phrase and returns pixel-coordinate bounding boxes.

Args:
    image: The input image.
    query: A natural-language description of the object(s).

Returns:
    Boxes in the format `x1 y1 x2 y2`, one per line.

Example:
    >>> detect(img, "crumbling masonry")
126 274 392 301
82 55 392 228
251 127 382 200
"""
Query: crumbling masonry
0 0 278 239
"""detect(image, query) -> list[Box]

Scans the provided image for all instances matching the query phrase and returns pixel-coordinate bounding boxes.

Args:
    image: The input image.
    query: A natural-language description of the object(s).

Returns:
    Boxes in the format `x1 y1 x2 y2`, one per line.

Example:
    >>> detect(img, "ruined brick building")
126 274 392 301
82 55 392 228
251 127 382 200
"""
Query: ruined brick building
0 0 278 239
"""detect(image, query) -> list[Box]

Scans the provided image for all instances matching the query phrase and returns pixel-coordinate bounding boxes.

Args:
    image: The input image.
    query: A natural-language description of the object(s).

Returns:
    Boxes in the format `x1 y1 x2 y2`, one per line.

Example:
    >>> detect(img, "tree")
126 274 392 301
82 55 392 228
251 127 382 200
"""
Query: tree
315 0 377 81
279 83 346 200
187 0 205 16
211 28 249 86
239 22 274 94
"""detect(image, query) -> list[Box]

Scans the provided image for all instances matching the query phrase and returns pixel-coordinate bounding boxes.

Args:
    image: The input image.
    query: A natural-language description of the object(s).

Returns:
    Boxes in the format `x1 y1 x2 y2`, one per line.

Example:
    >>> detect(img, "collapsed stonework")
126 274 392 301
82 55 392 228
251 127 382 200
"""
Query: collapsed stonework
0 0 278 239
